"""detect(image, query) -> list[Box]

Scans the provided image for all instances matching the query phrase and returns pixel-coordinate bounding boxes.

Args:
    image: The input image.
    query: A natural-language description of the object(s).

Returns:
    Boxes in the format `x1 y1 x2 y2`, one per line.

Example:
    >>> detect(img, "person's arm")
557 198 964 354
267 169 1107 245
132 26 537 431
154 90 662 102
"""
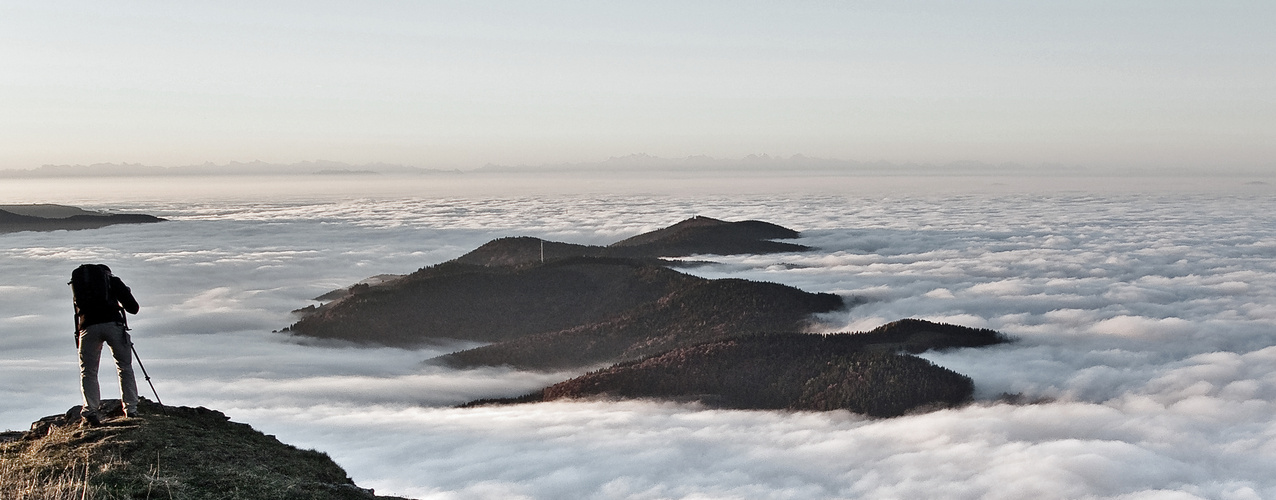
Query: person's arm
111 276 140 314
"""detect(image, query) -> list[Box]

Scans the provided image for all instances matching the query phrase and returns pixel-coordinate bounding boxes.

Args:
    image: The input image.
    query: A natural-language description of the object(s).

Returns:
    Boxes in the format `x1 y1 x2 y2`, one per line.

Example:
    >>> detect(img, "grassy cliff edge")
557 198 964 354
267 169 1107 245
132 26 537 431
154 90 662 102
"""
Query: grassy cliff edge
0 399 407 500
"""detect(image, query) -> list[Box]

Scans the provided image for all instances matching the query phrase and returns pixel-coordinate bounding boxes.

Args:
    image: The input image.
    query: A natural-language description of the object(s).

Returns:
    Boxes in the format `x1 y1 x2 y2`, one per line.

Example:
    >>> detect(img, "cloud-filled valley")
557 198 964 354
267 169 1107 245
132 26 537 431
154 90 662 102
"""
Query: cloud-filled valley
2 178 1274 499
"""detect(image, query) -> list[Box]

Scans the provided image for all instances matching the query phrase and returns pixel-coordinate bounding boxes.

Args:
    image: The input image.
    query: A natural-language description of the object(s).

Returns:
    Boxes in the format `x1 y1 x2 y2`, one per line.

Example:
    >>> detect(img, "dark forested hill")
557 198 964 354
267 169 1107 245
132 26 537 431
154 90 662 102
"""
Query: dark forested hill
285 215 1011 418
286 216 844 369
437 276 845 370
287 256 844 369
288 258 700 346
0 204 164 234
451 216 808 267
451 237 608 267
464 320 1009 417
605 216 807 258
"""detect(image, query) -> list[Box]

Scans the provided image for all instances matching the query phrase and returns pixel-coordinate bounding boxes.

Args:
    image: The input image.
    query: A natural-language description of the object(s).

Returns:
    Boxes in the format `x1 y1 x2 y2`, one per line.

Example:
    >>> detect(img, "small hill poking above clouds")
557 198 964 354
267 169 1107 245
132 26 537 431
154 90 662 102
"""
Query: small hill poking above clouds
0 204 164 234
286 217 1008 419
451 216 808 267
465 320 1010 417
288 257 845 369
605 216 807 257
436 272 846 370
286 217 843 370
0 399 407 500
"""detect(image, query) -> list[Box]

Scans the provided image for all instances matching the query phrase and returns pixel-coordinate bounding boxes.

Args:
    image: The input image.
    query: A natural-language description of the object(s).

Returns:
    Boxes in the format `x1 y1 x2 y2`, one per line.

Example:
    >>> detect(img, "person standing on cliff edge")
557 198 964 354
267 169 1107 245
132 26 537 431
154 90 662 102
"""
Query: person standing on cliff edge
69 264 141 425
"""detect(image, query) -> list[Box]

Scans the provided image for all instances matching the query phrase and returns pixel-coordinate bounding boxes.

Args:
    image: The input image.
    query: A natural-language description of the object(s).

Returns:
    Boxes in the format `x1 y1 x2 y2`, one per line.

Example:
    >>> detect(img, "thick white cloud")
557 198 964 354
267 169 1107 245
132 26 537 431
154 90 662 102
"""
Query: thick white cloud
2 177 1275 498
232 398 1272 500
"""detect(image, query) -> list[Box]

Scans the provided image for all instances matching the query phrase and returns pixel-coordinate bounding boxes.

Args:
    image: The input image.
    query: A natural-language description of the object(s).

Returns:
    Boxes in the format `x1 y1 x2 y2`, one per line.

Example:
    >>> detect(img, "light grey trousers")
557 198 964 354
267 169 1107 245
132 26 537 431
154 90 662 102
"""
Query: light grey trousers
78 322 138 417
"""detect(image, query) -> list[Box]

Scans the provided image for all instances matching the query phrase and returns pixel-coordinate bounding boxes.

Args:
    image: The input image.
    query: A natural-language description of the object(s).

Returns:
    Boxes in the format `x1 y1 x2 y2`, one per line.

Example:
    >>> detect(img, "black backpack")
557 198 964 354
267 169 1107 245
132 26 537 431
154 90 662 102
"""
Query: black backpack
70 264 118 324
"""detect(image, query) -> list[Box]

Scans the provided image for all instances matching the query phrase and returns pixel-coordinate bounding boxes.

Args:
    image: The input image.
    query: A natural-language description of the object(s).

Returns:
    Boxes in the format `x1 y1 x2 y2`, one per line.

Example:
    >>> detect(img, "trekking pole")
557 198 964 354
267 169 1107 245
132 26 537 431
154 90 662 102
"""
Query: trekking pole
118 308 162 407
130 342 163 407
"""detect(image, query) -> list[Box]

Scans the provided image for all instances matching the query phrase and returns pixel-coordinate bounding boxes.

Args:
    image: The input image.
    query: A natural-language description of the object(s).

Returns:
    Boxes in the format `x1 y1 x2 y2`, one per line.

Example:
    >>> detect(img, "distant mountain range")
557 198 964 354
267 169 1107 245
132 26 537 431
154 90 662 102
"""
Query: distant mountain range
1 156 1121 177
474 154 1090 174
0 160 457 177
0 204 165 234
8 156 1273 178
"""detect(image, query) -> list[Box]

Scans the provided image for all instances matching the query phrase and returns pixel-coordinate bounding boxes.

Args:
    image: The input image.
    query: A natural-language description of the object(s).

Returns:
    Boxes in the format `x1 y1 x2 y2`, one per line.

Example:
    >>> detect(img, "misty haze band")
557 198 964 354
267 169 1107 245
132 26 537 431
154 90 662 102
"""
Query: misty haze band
78 322 139 418
74 270 141 420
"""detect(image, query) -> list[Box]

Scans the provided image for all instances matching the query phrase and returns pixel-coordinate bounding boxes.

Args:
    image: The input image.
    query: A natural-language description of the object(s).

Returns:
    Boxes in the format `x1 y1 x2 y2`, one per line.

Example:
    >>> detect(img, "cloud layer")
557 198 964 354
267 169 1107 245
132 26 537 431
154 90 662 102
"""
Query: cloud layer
2 178 1274 498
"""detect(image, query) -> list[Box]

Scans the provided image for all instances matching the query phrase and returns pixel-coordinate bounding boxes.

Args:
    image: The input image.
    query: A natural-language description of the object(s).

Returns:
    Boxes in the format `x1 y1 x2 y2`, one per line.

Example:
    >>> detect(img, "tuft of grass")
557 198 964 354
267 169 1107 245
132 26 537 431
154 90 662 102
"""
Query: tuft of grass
1 399 407 500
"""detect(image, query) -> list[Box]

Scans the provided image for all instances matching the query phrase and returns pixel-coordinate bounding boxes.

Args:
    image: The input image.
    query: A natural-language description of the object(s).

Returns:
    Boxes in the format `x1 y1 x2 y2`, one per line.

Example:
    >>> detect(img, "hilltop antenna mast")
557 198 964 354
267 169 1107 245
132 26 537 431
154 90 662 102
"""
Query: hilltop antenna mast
540 238 545 263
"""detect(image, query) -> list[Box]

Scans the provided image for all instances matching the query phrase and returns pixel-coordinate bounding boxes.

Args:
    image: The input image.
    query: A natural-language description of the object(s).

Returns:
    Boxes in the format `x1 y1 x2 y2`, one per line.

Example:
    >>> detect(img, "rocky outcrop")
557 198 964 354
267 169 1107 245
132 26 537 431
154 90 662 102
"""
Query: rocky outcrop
0 399 407 499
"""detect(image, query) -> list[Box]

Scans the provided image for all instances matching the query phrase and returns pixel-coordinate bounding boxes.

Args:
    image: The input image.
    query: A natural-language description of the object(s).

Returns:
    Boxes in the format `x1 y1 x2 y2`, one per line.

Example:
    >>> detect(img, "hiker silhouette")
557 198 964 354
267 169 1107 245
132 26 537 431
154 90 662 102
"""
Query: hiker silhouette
69 264 140 425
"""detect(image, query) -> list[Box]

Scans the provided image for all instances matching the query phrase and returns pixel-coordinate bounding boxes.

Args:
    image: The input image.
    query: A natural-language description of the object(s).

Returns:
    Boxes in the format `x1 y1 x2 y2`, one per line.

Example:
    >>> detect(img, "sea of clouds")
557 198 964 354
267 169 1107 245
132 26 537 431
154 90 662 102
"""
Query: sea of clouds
2 175 1274 499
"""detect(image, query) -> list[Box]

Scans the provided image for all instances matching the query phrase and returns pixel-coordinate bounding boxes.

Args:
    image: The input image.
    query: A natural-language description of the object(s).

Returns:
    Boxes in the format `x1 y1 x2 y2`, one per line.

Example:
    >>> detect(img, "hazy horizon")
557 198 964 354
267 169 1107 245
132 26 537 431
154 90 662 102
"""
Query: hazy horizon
6 155 1276 177
3 1 1274 172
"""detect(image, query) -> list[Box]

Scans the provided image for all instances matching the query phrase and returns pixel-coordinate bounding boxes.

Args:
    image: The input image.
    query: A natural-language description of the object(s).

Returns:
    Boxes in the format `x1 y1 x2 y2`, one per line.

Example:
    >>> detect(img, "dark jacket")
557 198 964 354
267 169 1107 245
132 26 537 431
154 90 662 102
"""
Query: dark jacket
75 276 140 331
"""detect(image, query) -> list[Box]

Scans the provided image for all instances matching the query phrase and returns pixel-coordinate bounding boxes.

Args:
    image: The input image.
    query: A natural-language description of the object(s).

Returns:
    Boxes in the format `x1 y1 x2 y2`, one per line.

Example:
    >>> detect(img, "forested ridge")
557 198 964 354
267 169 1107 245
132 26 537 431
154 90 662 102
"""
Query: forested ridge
289 255 843 368
287 217 844 369
452 216 808 267
287 217 1009 416
438 276 845 370
465 320 1009 417
0 205 164 233
288 257 698 346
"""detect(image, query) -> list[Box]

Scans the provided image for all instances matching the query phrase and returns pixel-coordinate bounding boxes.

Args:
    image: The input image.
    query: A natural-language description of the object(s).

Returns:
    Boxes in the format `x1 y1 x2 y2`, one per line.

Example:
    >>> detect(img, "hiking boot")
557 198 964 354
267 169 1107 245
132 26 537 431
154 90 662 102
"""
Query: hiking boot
123 406 139 418
81 413 102 427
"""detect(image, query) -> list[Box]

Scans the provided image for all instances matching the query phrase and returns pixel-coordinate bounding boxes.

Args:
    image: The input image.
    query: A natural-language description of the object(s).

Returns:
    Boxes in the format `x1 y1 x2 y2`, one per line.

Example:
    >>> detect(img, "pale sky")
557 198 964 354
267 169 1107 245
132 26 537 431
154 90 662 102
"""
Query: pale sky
1 1 1273 170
